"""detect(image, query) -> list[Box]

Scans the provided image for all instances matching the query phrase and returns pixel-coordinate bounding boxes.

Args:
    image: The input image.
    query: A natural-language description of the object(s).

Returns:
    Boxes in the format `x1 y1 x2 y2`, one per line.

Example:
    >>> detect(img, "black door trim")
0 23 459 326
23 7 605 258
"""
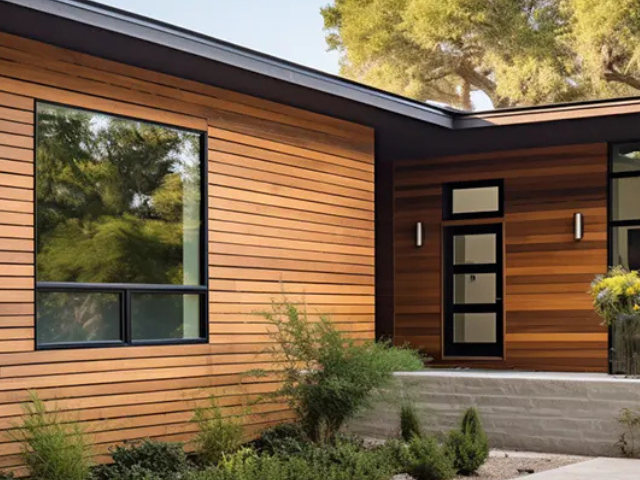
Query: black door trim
443 223 504 357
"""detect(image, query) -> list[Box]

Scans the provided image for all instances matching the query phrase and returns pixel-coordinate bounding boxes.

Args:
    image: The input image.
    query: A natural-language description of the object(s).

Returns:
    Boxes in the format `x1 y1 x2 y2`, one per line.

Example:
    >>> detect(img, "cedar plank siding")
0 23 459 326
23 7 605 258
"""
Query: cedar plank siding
0 32 374 474
394 144 608 372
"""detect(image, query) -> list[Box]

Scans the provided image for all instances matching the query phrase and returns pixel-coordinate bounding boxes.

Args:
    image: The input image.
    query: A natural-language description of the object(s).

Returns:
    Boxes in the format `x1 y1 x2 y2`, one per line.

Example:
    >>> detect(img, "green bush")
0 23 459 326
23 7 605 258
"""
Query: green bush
405 436 456 480
10 391 91 480
400 403 422 441
446 407 489 475
92 439 189 480
254 299 424 443
252 423 309 456
185 441 395 480
192 397 243 465
0 472 14 480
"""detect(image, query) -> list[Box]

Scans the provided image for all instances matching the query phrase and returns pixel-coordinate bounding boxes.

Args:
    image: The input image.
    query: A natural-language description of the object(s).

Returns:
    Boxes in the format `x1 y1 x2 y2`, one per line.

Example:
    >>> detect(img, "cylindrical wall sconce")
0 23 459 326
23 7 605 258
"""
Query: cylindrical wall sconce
574 212 584 241
416 222 423 248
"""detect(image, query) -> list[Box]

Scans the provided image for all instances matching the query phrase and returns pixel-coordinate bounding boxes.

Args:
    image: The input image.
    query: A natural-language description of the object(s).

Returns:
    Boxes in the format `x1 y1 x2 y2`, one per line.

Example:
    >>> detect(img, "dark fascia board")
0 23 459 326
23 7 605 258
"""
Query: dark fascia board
2 0 455 129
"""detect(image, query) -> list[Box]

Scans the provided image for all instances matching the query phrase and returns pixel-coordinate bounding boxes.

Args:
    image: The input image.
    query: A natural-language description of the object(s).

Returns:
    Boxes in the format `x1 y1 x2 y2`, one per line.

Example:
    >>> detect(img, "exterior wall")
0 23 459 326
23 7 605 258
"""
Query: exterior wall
394 144 608 372
350 371 635 457
0 33 374 474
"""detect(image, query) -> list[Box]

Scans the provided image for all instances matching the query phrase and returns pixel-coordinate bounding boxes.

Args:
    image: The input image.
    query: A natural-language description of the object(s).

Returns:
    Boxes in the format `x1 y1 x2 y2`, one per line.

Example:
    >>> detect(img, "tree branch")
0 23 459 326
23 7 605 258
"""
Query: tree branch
603 69 640 91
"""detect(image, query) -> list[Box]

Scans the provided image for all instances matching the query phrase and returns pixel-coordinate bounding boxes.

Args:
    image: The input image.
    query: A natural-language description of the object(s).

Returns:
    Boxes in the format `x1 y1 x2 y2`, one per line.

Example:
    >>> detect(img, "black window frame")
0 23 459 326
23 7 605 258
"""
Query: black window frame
443 179 504 221
34 101 209 350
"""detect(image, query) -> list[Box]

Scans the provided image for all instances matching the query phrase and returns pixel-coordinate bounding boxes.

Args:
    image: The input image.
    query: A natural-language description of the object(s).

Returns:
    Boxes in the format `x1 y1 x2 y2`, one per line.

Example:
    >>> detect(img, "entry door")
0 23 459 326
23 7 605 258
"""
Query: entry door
443 223 503 357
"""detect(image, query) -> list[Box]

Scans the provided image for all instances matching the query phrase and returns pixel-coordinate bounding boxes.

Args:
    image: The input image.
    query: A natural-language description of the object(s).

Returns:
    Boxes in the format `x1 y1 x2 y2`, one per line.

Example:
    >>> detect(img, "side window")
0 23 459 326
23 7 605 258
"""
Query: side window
36 102 207 348
443 180 504 220
611 143 640 270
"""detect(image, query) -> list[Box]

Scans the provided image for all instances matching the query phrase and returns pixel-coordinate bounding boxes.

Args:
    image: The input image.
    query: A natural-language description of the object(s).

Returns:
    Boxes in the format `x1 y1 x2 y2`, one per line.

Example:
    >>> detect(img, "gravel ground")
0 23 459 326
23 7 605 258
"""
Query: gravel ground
392 450 590 480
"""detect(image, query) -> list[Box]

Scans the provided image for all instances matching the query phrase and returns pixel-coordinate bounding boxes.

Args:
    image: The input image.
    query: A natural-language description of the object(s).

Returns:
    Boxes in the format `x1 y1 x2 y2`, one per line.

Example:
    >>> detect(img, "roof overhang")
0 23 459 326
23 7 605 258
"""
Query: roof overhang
0 0 454 128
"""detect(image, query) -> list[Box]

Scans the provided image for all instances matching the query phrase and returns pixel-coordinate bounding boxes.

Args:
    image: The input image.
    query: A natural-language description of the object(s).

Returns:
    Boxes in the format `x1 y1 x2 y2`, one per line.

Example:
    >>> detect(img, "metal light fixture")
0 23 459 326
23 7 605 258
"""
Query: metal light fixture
416 221 424 248
574 212 584 241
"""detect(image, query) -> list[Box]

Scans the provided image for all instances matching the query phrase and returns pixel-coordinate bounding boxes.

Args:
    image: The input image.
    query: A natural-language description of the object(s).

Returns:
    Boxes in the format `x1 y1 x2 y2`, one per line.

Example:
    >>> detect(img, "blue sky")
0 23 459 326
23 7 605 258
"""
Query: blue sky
100 0 492 110
101 0 341 75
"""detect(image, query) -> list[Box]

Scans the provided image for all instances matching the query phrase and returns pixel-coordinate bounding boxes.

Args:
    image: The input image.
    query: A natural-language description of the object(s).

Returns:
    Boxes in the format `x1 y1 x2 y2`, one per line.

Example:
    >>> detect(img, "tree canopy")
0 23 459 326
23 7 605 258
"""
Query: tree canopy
321 0 640 110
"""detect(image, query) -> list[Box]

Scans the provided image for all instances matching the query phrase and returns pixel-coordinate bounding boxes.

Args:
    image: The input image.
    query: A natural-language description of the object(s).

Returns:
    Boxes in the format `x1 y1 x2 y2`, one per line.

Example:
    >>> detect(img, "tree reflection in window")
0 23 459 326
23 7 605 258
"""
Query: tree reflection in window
36 103 204 346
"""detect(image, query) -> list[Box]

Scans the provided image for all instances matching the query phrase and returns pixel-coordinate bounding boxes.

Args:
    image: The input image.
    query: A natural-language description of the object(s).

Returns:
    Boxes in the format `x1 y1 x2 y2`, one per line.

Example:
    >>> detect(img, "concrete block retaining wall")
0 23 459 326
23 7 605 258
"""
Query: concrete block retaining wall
349 371 640 457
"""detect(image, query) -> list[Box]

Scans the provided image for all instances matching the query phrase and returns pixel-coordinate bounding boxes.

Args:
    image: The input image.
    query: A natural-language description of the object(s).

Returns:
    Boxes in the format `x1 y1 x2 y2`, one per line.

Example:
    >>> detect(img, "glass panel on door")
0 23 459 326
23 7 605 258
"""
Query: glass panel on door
443 224 503 357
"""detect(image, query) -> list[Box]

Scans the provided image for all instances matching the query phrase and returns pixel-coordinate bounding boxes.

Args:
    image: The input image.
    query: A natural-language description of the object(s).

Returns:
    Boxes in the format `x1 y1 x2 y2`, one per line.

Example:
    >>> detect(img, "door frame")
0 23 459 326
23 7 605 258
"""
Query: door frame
442 223 504 358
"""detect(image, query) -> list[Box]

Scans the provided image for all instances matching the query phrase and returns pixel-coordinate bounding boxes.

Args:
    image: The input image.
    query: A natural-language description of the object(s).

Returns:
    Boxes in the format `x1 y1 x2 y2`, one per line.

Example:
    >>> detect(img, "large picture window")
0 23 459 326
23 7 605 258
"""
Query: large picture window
611 143 640 271
36 102 207 348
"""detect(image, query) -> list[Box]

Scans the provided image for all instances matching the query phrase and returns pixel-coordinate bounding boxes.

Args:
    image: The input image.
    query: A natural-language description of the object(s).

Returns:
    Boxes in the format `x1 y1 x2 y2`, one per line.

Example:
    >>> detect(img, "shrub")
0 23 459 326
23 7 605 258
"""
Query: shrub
192 397 243 465
446 408 489 475
406 436 456 480
10 391 91 480
92 439 189 480
400 403 422 441
252 423 309 456
253 299 424 443
617 407 640 457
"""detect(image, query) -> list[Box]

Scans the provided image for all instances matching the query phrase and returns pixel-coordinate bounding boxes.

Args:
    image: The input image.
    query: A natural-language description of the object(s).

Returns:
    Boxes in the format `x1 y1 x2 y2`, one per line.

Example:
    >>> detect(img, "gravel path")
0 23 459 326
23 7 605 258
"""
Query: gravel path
392 450 590 480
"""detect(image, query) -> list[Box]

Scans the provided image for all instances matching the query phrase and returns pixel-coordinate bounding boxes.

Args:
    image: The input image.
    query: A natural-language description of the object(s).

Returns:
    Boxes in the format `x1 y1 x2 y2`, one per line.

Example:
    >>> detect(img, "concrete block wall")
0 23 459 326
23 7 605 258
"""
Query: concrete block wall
349 371 640 457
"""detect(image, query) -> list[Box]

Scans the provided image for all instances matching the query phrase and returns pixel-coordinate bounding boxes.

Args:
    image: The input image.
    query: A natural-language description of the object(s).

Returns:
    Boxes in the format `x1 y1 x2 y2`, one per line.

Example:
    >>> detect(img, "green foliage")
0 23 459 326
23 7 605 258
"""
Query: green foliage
321 0 640 110
405 436 456 480
255 299 424 443
0 472 14 480
617 408 640 457
446 408 489 475
252 423 309 456
92 439 189 480
400 403 423 441
184 442 395 480
10 391 91 480
192 398 243 465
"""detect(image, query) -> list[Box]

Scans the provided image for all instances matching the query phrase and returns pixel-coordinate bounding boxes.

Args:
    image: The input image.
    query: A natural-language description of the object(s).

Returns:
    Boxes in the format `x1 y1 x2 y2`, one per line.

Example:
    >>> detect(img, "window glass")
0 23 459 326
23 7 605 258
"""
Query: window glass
131 293 201 341
453 234 496 265
36 103 202 285
612 226 640 270
452 186 499 215
454 273 496 304
612 177 640 221
453 313 496 344
37 291 121 345
613 143 640 173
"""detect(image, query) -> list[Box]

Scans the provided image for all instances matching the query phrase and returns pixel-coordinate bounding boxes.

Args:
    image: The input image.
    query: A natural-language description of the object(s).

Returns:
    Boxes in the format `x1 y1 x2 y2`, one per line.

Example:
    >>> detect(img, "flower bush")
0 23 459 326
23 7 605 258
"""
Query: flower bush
590 267 640 326
591 267 640 375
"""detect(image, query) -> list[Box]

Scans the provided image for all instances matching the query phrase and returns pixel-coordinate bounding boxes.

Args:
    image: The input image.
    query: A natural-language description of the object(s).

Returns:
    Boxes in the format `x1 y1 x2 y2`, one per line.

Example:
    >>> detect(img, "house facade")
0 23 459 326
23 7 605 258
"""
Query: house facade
2 0 640 472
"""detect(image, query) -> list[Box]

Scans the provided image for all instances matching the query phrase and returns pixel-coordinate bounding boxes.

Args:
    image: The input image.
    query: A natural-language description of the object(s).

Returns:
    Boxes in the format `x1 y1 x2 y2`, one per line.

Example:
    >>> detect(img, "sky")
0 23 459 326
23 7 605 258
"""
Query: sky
99 0 493 110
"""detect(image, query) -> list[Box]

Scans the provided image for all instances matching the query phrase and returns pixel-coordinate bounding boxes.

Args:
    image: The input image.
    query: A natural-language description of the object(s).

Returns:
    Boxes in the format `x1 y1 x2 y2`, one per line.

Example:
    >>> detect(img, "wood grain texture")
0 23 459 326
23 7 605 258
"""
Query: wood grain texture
0 32 374 474
394 144 608 372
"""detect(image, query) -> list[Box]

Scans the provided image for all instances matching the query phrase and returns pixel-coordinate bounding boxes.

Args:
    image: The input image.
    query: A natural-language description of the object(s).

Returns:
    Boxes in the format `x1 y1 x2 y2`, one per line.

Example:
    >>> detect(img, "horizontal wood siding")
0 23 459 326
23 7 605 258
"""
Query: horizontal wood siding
0 32 374 474
394 144 608 372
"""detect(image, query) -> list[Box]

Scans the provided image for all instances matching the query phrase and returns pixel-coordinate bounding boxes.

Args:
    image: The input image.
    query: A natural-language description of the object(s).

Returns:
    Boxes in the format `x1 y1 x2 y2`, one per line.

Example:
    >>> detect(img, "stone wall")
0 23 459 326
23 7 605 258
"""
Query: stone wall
349 371 640 457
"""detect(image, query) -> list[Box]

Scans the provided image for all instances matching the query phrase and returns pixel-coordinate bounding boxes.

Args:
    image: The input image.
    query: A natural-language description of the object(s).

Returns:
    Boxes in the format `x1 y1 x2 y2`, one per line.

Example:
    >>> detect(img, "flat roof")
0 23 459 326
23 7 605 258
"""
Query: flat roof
4 0 640 130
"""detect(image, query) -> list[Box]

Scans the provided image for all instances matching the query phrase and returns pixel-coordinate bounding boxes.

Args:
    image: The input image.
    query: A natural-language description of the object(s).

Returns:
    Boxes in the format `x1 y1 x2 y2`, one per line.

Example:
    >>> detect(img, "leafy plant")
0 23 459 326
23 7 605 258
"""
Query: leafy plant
192 397 243 465
252 423 309 456
185 442 395 480
253 299 424 443
617 408 640 457
405 436 456 480
400 403 423 441
446 408 489 475
92 439 189 480
10 391 91 480
0 472 14 480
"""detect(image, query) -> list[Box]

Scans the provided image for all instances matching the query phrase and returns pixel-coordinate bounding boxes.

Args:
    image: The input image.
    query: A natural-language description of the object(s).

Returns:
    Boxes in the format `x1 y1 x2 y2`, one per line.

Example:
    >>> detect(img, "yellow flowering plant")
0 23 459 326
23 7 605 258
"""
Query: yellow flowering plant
590 267 640 326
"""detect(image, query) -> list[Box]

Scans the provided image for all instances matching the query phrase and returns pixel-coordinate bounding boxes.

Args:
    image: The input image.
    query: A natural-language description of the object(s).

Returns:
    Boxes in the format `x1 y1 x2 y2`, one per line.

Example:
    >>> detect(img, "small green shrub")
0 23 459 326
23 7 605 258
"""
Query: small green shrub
101 439 189 479
192 397 243 465
406 436 456 480
0 472 15 480
617 408 640 457
252 423 309 456
446 407 489 475
253 299 424 443
10 391 91 480
400 403 422 441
